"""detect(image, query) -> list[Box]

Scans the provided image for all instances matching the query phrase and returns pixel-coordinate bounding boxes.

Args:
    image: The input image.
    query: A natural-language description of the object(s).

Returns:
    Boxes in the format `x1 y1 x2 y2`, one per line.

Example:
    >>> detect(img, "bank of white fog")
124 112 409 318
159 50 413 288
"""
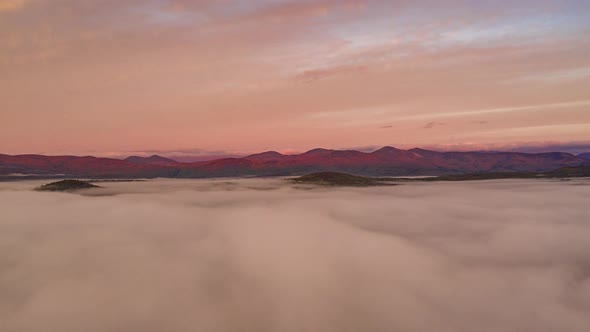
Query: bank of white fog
1 178 589 332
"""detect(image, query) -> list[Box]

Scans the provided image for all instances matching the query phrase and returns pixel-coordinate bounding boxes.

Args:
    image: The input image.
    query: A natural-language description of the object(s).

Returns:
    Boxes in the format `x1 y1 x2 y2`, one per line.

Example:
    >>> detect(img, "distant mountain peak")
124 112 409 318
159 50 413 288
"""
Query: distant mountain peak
244 151 285 161
303 148 333 155
125 155 177 165
373 146 401 154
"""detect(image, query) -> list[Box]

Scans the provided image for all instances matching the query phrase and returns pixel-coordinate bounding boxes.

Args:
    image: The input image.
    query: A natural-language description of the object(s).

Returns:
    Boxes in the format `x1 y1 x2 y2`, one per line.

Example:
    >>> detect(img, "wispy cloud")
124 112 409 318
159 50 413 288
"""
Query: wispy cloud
0 0 25 12
423 122 446 129
295 65 367 83
397 100 590 121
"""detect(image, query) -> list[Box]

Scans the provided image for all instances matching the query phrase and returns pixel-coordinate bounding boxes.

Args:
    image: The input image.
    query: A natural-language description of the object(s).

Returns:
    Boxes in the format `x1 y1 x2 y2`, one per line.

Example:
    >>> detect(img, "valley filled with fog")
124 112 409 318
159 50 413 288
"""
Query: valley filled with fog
1 178 590 332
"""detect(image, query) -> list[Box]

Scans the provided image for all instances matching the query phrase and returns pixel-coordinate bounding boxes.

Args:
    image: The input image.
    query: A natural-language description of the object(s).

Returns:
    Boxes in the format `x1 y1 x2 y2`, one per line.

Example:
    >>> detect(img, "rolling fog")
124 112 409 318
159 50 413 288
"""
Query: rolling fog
1 178 590 332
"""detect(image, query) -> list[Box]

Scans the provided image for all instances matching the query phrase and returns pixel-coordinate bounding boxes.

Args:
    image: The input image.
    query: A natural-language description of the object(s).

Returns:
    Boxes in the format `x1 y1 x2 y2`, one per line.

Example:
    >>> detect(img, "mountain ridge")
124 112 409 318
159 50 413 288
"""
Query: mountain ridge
125 155 178 165
1 147 588 179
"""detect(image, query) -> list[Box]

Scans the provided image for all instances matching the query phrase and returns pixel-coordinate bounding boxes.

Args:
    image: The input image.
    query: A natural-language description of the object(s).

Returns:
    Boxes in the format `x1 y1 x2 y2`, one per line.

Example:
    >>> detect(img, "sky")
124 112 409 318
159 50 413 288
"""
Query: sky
1 0 590 157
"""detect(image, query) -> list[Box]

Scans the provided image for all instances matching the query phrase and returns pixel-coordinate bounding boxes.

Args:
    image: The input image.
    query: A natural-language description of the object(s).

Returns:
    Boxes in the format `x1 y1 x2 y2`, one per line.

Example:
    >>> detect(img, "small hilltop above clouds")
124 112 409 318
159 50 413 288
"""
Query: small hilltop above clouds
35 179 100 192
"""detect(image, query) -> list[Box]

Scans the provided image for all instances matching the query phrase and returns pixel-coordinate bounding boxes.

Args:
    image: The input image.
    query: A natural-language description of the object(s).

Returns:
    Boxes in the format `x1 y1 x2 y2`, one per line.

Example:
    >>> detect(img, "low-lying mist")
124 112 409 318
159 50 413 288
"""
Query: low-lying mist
1 178 589 332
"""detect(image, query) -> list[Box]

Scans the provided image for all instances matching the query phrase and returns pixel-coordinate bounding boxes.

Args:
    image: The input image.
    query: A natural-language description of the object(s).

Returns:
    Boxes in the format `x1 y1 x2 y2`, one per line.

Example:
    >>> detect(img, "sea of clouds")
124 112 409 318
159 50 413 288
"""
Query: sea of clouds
1 178 589 332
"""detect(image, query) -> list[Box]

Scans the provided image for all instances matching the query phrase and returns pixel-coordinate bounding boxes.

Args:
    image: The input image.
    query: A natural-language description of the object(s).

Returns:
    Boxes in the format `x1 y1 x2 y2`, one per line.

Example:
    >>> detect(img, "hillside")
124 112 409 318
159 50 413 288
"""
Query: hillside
124 155 178 165
416 165 590 182
292 172 388 186
35 180 100 192
1 147 588 179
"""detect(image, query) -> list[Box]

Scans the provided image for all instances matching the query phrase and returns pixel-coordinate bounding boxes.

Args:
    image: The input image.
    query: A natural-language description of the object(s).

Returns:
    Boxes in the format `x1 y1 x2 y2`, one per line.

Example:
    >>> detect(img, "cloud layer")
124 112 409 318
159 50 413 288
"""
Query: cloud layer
1 178 590 331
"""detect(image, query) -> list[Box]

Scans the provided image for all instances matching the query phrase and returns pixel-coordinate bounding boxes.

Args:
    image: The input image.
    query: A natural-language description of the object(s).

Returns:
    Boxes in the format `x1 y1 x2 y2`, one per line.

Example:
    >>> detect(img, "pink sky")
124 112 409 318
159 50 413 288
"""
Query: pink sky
1 0 590 156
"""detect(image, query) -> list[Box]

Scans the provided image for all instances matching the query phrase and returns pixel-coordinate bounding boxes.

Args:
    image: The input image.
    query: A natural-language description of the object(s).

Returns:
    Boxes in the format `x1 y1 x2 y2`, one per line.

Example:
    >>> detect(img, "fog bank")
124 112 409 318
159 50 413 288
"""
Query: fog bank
1 178 589 332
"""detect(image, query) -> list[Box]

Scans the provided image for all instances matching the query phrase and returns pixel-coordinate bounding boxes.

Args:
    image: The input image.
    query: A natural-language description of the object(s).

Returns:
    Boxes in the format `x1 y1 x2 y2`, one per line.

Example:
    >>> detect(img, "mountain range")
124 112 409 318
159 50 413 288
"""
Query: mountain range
1 147 589 179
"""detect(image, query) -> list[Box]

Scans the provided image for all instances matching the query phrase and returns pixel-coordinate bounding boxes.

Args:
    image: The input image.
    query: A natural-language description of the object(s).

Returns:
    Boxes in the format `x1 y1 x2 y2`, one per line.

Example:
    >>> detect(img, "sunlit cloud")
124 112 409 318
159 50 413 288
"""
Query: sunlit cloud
0 0 25 12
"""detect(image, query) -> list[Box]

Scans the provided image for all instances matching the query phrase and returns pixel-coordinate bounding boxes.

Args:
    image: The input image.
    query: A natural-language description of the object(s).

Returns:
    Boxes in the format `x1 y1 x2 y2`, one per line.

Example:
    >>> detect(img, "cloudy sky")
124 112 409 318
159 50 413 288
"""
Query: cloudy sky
1 0 589 156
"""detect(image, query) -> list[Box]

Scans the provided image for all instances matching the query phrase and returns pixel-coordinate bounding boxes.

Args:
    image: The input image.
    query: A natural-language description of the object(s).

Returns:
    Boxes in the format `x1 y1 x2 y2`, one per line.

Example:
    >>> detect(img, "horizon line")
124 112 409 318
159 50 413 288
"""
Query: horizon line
2 144 589 162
